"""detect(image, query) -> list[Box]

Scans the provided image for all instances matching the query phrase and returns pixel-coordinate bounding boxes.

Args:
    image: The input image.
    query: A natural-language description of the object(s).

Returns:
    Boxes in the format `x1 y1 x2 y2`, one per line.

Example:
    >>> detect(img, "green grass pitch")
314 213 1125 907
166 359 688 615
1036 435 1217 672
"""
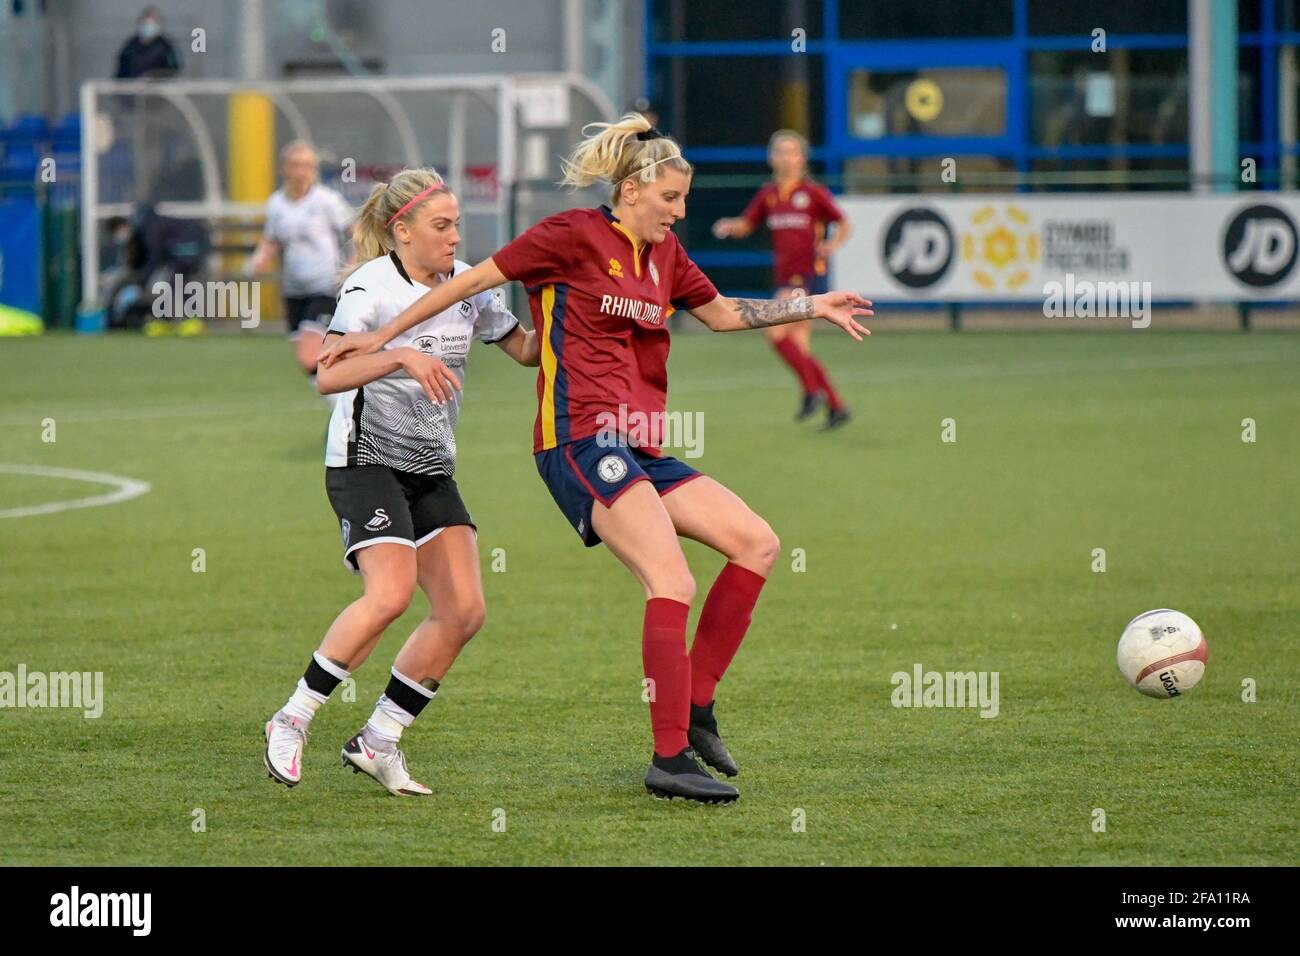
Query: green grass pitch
0 329 1296 865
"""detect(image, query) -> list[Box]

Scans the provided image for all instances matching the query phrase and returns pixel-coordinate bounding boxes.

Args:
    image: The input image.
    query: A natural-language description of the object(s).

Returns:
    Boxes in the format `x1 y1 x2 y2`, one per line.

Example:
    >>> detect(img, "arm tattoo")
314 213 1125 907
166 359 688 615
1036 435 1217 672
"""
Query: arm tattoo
731 294 814 329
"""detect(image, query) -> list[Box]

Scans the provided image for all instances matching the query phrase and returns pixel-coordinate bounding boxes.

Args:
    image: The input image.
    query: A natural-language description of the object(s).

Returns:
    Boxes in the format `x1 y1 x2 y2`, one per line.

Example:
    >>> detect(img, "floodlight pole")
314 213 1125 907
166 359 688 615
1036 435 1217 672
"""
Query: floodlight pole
1188 0 1238 194
239 0 266 81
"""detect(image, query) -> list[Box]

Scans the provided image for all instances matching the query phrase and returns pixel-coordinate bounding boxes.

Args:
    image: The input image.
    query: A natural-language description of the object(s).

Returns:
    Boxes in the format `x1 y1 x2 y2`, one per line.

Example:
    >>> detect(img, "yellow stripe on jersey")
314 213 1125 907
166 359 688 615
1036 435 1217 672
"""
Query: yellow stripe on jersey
607 221 644 277
539 284 558 449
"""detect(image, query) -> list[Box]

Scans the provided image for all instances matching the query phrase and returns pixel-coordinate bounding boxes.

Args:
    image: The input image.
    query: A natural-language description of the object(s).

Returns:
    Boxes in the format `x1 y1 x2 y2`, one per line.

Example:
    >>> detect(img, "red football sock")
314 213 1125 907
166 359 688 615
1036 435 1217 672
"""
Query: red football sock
642 597 692 757
772 338 819 396
690 562 767 707
803 354 845 411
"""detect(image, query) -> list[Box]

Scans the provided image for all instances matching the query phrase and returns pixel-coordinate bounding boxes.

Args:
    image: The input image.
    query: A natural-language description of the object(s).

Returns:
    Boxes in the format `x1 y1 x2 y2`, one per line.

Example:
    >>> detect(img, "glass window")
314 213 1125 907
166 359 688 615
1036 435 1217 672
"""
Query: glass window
1238 46 1259 143
681 164 775 249
1031 49 1189 147
654 57 825 147
840 0 1013 38
1028 0 1187 35
848 68 1007 139
651 0 824 42
1239 0 1262 32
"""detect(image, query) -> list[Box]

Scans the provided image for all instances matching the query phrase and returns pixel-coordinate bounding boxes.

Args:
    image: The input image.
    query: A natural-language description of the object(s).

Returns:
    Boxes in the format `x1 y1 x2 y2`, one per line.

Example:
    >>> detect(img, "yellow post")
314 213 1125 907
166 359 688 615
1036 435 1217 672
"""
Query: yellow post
227 92 277 321
229 91 275 201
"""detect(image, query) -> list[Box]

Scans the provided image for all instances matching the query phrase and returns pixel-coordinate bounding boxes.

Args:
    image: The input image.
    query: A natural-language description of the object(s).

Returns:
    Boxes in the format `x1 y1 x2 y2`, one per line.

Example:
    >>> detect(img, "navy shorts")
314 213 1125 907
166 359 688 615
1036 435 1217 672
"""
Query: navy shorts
535 435 703 547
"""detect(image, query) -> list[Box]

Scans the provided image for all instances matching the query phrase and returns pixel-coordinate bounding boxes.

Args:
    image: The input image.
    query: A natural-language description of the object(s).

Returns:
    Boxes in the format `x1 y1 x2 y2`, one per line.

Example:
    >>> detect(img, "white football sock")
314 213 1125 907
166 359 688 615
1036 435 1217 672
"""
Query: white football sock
282 679 327 724
281 652 350 724
363 694 420 750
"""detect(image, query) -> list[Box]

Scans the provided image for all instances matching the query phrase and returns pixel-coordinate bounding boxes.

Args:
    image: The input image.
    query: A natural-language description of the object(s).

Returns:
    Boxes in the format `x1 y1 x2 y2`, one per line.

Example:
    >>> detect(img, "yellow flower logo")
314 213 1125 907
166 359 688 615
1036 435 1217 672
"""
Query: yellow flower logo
961 205 1040 291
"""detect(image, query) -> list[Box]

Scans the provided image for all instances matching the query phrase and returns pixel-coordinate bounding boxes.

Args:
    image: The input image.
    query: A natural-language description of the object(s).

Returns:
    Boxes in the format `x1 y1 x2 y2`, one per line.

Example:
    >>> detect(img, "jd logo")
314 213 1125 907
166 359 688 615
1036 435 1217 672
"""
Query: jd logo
1223 204 1298 287
883 208 954 289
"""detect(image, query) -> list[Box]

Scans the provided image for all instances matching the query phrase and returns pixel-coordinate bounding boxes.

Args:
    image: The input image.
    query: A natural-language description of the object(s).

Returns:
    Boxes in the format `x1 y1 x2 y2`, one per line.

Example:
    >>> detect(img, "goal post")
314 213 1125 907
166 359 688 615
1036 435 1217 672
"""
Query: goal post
78 73 617 311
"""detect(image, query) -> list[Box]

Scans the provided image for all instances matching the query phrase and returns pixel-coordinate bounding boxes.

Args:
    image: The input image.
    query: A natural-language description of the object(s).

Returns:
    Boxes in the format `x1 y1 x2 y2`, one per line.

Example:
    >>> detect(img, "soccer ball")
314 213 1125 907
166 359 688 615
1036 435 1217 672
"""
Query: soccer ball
1117 609 1208 698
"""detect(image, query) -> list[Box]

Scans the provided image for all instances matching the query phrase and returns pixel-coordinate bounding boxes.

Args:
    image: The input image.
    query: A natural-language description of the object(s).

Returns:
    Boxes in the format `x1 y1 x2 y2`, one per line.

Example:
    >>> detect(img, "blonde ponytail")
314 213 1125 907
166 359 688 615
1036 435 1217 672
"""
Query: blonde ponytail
351 167 449 262
560 112 692 204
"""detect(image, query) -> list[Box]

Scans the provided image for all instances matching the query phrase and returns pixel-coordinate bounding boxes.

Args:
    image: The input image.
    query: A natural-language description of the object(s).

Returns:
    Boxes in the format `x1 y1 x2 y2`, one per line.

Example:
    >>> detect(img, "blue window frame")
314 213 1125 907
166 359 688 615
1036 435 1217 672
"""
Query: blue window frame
645 0 1291 188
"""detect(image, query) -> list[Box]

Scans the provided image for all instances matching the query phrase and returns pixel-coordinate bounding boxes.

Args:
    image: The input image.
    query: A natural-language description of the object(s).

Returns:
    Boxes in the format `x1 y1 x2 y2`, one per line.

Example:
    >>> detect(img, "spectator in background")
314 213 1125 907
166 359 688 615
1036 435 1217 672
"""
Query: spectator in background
115 6 181 79
248 141 355 399
103 209 209 335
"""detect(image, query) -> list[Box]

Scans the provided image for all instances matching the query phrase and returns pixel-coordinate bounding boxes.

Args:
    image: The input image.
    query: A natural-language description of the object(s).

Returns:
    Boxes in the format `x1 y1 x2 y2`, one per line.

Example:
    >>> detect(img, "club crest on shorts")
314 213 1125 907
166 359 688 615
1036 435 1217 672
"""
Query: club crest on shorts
365 508 392 532
340 519 351 547
596 454 628 483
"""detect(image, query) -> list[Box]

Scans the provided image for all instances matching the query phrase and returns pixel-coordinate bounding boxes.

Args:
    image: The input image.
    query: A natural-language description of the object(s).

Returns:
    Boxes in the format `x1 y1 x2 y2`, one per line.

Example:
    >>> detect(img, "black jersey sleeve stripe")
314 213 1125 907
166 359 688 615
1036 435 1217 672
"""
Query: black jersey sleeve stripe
347 386 365 467
482 319 521 345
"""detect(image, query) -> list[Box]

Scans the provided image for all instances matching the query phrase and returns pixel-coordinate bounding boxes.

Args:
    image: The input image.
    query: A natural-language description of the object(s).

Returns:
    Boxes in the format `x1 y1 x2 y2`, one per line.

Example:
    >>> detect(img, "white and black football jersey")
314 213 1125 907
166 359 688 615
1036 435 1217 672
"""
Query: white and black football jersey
324 252 520 476
263 184 353 297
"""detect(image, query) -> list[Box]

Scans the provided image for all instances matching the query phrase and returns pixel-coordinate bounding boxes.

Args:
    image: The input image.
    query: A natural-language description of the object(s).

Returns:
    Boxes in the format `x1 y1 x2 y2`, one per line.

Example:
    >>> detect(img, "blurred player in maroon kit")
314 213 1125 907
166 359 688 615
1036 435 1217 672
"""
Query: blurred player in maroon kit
319 114 872 803
713 130 853 429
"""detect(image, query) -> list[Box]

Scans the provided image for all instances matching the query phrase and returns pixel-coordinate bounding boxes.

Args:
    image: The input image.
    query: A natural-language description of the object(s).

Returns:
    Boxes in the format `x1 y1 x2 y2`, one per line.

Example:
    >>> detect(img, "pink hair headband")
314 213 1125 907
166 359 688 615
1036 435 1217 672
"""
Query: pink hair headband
387 183 444 226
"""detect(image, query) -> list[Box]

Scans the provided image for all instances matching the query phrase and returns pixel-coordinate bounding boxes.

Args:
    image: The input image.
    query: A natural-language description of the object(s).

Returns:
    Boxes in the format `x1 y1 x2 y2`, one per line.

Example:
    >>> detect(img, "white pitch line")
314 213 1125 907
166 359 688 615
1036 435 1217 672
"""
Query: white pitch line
0 464 152 519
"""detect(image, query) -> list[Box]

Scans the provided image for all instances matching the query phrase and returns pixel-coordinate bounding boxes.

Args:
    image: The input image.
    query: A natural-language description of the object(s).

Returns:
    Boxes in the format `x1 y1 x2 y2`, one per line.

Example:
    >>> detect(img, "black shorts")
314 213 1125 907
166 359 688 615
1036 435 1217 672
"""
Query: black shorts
325 465 475 573
284 295 336 338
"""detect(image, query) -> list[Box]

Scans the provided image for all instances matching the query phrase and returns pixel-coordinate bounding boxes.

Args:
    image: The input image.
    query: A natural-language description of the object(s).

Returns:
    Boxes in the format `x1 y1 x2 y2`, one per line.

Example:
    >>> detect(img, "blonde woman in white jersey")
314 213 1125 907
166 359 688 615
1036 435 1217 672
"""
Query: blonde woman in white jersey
262 168 539 795
249 141 354 390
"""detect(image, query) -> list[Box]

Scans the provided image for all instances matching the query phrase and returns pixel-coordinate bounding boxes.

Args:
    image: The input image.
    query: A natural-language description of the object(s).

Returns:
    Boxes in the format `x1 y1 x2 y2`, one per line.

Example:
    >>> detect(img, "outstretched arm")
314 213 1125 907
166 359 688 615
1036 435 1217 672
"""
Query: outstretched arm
247 237 279 276
689 291 873 340
712 217 756 239
319 258 509 367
